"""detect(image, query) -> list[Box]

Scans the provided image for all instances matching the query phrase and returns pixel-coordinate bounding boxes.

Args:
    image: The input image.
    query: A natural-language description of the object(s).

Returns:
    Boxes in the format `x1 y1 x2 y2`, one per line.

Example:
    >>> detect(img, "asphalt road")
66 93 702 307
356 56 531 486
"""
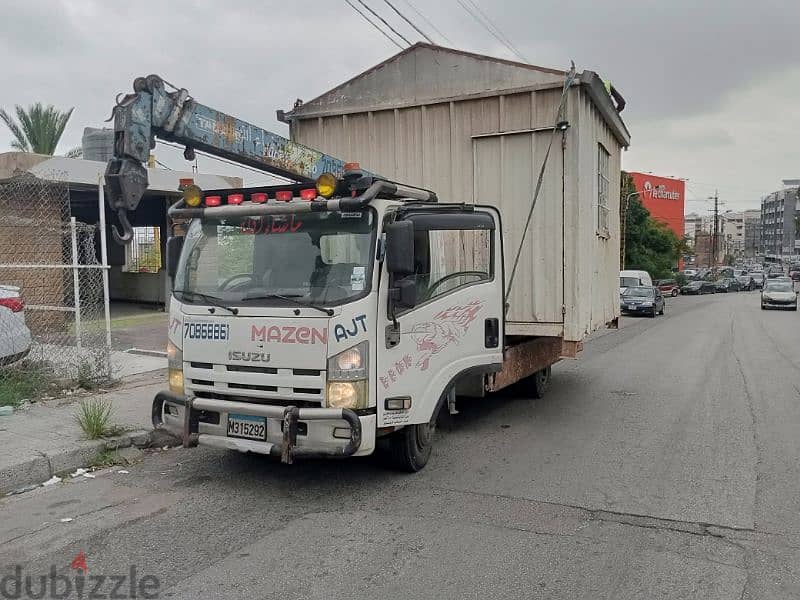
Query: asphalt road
2 290 800 599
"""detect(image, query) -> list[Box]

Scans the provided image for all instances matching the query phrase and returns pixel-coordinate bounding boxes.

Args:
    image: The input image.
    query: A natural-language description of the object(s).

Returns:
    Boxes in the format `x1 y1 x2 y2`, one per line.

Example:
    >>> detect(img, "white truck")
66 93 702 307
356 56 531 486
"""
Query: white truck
106 48 629 471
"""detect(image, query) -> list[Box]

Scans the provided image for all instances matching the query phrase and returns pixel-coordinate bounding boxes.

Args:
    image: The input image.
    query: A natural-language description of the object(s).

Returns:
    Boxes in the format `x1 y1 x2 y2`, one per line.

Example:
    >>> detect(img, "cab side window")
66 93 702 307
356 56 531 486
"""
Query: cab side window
411 228 491 303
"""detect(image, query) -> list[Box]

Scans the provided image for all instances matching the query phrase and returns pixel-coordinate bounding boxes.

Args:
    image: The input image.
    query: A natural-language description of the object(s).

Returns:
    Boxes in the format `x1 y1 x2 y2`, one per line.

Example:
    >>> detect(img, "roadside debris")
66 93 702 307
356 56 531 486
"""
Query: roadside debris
42 476 62 486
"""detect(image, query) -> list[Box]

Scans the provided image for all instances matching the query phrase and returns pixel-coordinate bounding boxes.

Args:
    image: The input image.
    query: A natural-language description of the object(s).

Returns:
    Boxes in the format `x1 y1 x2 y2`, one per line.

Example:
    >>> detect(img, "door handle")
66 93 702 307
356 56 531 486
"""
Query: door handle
484 318 499 348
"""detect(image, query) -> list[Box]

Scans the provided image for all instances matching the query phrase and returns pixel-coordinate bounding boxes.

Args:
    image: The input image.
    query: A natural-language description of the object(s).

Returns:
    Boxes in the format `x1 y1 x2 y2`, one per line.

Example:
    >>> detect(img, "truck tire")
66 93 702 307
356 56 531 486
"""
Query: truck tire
387 415 437 472
531 366 551 399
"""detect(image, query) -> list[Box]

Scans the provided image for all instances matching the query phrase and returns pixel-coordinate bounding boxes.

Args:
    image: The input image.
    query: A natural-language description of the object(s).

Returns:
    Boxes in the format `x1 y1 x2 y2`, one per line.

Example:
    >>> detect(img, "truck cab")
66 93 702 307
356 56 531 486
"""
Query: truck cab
156 174 504 471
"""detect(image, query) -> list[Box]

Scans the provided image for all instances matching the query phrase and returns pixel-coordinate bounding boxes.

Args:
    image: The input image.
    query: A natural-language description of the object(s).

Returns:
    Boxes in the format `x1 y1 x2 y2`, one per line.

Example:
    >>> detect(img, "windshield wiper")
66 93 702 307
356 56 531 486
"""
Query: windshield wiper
242 293 334 316
173 290 239 316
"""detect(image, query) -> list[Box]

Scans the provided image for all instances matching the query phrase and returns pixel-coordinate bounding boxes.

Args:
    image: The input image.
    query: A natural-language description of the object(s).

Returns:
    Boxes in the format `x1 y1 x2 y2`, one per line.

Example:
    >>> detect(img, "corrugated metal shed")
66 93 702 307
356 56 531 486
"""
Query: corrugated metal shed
282 44 630 342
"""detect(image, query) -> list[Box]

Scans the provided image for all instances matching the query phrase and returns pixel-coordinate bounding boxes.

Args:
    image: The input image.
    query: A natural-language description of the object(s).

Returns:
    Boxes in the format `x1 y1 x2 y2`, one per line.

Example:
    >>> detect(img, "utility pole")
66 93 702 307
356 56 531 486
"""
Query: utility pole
712 190 719 269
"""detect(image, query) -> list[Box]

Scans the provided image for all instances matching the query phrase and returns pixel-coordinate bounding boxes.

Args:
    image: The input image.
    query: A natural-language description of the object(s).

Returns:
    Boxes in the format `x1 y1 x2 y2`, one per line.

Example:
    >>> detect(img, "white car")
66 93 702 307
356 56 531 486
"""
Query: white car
0 285 32 364
760 280 798 310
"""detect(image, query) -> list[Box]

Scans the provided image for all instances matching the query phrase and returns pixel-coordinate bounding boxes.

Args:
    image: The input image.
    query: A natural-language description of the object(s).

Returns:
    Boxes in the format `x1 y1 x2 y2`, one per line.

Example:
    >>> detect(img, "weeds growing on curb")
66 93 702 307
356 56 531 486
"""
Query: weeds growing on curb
74 398 115 439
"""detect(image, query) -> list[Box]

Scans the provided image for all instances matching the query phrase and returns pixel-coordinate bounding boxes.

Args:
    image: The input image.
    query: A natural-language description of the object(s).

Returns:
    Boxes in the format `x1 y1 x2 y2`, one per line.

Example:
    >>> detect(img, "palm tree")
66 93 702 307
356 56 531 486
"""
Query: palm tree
0 103 74 155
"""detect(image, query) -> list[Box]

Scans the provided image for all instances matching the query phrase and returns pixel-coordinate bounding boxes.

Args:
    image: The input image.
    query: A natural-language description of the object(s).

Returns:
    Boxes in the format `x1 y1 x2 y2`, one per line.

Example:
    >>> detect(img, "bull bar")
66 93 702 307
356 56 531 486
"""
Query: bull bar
152 391 362 464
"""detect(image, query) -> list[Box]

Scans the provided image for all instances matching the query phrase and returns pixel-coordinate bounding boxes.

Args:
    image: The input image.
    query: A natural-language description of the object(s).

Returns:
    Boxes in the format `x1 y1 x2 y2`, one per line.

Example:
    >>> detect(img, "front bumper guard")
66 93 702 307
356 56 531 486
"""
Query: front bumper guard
152 391 362 464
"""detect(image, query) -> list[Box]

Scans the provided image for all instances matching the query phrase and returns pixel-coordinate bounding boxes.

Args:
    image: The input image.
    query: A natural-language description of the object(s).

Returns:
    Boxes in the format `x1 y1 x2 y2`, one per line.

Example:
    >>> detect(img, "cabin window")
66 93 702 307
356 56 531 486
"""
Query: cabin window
597 144 610 238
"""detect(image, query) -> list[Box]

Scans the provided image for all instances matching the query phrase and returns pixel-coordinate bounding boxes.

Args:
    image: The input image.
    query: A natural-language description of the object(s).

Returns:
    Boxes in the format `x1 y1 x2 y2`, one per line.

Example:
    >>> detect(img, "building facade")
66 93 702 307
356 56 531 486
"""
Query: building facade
761 181 799 259
743 210 762 258
694 231 722 268
719 209 760 259
628 173 685 241
684 212 702 245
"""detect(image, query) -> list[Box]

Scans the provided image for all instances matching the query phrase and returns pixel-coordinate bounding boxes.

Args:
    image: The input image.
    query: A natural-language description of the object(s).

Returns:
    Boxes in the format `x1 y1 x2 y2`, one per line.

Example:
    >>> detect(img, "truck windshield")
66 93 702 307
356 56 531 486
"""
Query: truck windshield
175 210 375 307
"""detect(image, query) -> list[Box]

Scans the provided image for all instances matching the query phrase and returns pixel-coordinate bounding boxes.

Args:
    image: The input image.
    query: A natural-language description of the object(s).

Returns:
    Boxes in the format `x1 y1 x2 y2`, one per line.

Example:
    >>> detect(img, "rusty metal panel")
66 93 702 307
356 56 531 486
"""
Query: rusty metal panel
486 336 563 392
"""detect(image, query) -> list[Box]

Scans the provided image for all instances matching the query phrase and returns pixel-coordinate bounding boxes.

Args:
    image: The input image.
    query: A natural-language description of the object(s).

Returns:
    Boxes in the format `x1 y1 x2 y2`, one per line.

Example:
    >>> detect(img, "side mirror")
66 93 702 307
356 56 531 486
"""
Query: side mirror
389 277 418 318
397 277 417 308
385 220 415 275
166 236 184 279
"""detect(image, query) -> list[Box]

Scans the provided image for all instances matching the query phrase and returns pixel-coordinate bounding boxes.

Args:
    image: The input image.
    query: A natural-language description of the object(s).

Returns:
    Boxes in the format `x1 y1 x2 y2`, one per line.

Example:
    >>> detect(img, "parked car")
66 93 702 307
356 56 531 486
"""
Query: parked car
620 285 665 317
761 280 798 310
736 274 755 291
750 272 765 289
681 280 715 295
0 285 32 365
789 265 800 281
715 278 741 293
619 270 653 294
655 279 680 297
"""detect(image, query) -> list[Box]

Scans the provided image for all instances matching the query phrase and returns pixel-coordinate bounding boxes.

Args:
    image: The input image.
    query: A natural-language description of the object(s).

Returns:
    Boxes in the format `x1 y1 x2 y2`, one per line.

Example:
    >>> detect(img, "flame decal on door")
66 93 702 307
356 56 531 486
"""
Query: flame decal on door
410 300 483 371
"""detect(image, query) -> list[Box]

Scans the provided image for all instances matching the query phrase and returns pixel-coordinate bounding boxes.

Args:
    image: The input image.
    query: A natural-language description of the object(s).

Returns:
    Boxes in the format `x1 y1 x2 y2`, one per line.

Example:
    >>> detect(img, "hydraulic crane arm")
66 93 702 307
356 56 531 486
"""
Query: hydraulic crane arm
105 74 369 243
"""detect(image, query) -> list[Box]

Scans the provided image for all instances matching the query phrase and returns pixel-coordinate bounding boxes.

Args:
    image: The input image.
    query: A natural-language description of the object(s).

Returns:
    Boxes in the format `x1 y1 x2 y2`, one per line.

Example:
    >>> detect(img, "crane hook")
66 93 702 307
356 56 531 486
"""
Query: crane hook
111 208 134 244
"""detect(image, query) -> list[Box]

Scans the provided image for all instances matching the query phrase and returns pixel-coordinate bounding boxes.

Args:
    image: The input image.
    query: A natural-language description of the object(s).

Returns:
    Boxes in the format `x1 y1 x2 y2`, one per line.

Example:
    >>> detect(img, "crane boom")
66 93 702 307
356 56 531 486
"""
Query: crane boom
104 74 371 243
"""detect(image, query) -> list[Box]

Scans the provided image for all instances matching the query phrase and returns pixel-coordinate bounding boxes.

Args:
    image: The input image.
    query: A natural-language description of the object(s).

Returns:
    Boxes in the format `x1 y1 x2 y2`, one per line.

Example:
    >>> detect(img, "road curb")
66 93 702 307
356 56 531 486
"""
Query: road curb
0 429 178 496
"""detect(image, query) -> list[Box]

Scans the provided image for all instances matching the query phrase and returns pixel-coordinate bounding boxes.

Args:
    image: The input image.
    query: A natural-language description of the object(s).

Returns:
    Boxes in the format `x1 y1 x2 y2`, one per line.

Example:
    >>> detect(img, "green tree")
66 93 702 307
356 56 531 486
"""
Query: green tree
0 103 74 155
621 172 681 279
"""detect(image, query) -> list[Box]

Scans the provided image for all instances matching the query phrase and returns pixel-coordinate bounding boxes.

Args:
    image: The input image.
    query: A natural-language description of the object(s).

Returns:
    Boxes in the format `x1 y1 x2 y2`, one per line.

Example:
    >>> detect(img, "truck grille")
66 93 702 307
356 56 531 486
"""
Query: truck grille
184 362 325 404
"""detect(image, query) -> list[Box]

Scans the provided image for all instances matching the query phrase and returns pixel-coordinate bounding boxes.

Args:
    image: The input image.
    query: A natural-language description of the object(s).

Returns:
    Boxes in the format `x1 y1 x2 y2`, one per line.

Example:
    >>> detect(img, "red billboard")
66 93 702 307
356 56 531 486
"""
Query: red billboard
628 172 685 241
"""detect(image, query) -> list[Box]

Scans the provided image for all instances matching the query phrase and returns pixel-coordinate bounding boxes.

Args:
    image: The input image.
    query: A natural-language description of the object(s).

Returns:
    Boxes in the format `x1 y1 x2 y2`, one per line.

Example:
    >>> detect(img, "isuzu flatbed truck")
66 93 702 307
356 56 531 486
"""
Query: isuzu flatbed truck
105 66 626 471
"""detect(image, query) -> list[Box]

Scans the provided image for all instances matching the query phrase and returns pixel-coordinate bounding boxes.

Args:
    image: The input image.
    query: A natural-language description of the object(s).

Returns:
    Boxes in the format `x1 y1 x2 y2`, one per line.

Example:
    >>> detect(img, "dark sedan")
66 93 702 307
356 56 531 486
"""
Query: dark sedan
620 286 665 317
715 278 741 292
750 272 765 289
681 281 716 295
736 275 755 291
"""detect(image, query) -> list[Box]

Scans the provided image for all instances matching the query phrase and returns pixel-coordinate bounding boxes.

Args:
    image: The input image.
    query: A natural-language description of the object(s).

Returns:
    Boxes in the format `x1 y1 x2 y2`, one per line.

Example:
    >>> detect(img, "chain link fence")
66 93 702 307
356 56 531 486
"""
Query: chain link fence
0 174 111 404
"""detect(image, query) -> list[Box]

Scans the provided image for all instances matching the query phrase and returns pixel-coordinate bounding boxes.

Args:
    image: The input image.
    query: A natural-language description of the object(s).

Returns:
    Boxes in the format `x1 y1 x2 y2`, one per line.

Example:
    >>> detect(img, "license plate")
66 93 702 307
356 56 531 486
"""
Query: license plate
227 414 267 441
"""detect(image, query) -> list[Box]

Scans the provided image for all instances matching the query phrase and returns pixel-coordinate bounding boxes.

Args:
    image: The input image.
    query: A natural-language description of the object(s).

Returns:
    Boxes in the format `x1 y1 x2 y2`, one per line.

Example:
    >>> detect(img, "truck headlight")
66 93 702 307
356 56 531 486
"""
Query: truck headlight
167 340 184 395
326 341 368 409
327 381 368 409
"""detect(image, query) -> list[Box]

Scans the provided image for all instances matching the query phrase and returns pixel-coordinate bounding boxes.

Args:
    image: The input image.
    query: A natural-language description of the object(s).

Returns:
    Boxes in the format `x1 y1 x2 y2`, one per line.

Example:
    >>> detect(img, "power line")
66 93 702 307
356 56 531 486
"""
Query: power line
455 0 528 63
464 0 529 62
382 0 434 43
343 0 405 49
401 0 454 45
356 0 412 46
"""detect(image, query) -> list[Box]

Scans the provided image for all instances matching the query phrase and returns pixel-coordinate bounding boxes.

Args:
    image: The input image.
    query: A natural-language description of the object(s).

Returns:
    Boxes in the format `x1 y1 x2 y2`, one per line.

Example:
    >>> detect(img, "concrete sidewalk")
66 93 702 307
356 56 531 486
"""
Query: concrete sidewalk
0 369 172 495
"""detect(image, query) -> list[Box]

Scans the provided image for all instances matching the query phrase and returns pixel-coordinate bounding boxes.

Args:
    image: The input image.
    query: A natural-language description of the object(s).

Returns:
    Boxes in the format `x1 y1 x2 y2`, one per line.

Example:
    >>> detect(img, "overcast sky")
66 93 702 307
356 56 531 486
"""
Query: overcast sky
1 0 798 213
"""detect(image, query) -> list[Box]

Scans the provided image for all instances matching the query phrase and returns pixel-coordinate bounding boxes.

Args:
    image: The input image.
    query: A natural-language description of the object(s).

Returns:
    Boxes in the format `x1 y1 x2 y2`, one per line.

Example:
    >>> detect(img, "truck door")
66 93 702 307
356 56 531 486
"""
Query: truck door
377 206 505 428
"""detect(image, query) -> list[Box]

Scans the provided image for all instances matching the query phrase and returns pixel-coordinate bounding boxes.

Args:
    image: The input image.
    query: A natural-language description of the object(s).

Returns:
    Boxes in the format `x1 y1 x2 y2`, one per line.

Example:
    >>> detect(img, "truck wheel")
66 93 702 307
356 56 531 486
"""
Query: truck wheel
387 415 437 472
671 289 678 297
531 366 551 399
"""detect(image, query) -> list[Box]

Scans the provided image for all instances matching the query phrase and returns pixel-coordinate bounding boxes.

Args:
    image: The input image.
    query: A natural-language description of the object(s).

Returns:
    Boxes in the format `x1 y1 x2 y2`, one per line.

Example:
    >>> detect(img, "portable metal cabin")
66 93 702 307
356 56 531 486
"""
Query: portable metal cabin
280 43 631 344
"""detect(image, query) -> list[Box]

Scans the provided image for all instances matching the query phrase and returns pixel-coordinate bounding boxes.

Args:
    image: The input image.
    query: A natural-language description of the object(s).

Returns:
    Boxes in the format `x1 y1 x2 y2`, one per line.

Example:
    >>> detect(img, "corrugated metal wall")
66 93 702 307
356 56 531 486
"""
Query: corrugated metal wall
291 85 621 340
